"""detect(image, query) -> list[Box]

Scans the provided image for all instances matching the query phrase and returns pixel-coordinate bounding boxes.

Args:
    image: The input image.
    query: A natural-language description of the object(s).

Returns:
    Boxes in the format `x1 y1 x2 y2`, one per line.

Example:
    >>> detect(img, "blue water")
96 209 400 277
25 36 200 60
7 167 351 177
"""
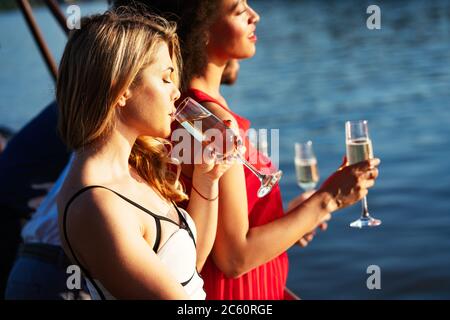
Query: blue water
1 0 449 299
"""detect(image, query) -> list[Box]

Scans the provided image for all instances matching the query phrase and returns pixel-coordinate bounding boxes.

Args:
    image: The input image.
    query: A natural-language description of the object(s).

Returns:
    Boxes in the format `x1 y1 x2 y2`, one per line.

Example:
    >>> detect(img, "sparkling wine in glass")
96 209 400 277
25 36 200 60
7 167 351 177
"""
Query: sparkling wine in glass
345 120 381 228
294 141 319 191
174 97 282 197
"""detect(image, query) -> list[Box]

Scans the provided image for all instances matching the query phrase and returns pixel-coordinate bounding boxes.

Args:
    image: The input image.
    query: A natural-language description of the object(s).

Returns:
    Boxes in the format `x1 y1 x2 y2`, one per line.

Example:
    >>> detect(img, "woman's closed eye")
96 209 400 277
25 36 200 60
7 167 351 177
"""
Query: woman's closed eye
163 66 175 84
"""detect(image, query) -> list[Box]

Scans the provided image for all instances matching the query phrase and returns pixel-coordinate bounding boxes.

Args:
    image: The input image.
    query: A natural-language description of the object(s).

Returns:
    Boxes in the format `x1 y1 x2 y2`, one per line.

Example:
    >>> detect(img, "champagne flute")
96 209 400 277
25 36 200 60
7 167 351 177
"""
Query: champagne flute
345 120 381 228
174 97 282 198
294 141 320 191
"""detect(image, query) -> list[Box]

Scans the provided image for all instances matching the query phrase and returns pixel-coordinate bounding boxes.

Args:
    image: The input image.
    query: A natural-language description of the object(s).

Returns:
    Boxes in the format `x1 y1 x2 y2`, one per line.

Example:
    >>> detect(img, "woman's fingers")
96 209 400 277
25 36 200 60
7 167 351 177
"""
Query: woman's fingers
297 220 332 247
351 158 380 173
358 167 379 190
369 167 379 179
298 238 309 247
321 213 332 222
351 159 380 191
318 157 380 211
318 222 328 231
298 232 315 247
368 158 381 168
305 233 314 242
338 155 348 171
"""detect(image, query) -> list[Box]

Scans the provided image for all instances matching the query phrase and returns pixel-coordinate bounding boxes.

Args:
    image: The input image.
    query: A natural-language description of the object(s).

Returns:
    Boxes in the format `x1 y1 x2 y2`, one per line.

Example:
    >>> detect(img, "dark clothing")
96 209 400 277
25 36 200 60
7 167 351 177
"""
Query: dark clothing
0 101 69 299
5 244 89 300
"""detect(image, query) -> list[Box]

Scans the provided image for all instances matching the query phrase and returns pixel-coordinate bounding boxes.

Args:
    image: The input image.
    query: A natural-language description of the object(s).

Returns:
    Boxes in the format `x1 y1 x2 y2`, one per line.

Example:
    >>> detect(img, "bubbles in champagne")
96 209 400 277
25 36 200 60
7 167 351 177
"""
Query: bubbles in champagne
295 158 319 191
346 139 373 165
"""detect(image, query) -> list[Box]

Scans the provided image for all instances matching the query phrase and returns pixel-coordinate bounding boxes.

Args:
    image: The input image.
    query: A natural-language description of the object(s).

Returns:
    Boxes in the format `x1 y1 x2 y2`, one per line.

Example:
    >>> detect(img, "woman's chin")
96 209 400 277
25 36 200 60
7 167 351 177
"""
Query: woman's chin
238 46 256 59
162 128 172 139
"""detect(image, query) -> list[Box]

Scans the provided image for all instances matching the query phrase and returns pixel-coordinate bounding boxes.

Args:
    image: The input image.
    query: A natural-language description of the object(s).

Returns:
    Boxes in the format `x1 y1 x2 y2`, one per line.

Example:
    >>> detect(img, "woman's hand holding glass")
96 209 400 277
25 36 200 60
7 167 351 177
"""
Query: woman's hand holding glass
317 157 380 215
191 145 235 200
173 97 282 198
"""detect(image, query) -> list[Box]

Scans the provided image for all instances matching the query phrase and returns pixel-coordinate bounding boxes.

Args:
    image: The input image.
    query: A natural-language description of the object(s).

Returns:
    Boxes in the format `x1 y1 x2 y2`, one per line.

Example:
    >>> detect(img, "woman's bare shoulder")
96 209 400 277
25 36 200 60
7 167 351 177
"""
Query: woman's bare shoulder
57 184 142 237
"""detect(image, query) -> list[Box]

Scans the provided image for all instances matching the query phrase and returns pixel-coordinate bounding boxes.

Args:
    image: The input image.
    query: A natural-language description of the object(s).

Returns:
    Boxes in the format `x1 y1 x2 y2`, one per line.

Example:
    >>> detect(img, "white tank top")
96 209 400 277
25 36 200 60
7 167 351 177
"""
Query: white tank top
86 210 205 300
62 185 205 300
21 156 73 245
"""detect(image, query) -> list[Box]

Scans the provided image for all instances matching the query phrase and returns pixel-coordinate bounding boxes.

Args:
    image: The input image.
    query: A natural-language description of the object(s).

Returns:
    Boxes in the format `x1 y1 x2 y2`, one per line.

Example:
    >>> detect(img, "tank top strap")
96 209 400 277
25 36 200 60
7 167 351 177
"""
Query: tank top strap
171 201 196 248
62 185 109 299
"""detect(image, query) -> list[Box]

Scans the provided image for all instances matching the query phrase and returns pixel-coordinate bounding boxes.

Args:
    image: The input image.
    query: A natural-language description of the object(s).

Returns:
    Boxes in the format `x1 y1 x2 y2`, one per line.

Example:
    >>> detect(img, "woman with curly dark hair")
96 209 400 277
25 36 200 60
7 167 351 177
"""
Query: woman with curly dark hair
114 0 380 300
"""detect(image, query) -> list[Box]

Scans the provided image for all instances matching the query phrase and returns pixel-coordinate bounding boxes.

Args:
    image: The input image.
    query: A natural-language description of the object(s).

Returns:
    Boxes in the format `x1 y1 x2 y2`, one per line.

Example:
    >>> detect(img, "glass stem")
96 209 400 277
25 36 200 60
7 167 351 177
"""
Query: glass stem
361 196 370 218
237 155 265 182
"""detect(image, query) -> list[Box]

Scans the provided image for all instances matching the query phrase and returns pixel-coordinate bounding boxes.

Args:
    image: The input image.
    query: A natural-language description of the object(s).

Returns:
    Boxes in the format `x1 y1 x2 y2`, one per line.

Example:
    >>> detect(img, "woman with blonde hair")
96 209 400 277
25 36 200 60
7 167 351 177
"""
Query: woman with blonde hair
54 9 231 299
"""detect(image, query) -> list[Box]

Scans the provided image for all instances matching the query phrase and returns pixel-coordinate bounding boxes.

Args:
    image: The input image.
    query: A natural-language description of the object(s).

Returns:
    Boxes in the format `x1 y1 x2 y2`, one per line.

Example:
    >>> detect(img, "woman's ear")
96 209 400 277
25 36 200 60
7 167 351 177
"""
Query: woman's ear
117 89 132 107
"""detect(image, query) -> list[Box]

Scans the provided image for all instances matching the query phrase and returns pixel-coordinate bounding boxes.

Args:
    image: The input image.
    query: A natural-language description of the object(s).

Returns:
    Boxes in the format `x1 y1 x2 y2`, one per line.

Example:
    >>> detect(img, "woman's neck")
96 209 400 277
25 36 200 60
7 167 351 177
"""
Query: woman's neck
190 60 227 105
74 125 137 184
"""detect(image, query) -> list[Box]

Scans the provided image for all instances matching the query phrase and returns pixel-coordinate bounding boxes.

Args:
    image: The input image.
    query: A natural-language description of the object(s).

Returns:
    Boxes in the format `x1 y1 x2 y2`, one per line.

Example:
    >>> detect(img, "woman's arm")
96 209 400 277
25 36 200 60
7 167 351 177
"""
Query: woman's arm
211 162 333 278
186 151 233 272
202 102 379 278
186 174 219 272
59 188 189 299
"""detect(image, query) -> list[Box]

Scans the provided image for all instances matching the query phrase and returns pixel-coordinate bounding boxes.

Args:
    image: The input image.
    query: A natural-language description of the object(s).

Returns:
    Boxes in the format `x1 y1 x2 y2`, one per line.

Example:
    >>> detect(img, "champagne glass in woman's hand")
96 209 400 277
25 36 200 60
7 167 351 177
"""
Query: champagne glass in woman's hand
316 154 380 227
345 120 381 228
173 97 282 198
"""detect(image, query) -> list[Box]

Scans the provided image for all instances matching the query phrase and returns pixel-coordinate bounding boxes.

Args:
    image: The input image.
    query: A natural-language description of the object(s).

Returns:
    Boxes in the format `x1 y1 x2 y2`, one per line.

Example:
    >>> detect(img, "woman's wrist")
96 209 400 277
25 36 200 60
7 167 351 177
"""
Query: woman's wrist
291 190 335 227
312 189 337 215
191 175 219 200
192 184 219 201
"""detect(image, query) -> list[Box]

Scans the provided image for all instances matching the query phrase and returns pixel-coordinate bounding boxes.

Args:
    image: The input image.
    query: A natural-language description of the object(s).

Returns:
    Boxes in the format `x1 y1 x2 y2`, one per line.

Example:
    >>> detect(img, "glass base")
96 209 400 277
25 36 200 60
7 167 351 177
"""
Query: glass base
350 216 382 228
257 170 283 198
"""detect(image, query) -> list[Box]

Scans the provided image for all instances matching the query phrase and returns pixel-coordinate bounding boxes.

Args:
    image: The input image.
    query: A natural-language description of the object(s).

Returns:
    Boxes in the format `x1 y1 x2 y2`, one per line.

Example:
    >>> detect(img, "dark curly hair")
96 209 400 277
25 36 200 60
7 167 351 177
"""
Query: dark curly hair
111 0 221 91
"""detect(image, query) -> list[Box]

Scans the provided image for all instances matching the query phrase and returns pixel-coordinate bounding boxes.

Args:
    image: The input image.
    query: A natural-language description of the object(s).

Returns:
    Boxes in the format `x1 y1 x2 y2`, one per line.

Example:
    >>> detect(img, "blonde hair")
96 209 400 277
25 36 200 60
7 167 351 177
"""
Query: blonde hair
57 8 187 202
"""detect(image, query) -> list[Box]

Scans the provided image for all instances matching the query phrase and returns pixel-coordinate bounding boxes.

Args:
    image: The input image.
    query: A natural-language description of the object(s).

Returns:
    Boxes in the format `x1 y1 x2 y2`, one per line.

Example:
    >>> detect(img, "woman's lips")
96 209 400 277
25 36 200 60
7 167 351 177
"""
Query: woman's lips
248 31 257 42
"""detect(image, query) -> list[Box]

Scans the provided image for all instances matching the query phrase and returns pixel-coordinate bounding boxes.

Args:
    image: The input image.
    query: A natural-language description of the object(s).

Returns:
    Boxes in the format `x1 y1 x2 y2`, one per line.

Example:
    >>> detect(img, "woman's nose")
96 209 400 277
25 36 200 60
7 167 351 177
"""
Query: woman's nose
249 6 260 24
173 87 181 102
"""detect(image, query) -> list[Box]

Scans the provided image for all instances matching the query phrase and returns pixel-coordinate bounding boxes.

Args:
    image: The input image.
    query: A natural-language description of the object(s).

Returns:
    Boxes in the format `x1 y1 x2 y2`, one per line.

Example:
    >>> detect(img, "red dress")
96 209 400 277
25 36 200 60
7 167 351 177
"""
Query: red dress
178 88 289 300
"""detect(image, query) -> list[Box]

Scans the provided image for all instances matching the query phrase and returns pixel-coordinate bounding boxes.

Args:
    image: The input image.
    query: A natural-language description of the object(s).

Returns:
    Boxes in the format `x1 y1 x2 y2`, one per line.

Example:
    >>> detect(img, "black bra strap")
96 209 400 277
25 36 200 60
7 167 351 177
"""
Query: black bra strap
153 220 162 253
89 186 182 227
63 186 107 300
172 201 196 248
180 271 195 287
